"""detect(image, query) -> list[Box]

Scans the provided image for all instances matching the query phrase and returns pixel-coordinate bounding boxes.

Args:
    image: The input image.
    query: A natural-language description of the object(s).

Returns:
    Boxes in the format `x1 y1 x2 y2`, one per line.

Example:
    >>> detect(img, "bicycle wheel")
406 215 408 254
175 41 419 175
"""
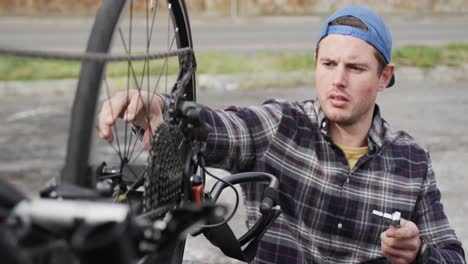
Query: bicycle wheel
62 0 195 187
60 0 195 263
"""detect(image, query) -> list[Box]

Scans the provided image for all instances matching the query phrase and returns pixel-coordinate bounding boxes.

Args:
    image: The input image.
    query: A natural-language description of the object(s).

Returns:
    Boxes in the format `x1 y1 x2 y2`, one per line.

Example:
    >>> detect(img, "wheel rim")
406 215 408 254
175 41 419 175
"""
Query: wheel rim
62 0 195 190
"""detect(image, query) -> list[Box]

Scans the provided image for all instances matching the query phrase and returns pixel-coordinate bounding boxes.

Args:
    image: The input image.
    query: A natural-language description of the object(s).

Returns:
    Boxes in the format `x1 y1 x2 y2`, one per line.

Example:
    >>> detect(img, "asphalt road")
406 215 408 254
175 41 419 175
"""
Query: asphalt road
0 14 467 53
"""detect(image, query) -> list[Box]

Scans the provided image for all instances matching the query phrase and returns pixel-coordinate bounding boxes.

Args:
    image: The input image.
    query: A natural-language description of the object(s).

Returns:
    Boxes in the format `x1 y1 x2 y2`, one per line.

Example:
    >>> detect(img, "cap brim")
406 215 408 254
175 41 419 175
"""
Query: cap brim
386 74 395 88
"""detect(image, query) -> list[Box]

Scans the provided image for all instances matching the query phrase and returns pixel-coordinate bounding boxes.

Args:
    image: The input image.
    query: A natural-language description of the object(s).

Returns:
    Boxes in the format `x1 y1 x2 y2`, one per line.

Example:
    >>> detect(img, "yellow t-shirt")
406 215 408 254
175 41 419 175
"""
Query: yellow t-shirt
335 143 369 170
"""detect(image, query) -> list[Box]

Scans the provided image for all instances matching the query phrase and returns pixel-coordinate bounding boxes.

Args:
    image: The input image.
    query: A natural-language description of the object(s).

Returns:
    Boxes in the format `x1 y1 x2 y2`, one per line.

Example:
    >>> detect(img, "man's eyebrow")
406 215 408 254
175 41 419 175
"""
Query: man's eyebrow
318 57 334 62
318 57 371 68
345 62 369 69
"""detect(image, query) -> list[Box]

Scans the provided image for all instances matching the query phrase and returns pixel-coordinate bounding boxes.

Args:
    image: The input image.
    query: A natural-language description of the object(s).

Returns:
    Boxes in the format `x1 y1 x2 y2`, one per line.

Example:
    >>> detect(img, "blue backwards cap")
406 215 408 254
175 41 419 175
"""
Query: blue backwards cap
316 6 395 87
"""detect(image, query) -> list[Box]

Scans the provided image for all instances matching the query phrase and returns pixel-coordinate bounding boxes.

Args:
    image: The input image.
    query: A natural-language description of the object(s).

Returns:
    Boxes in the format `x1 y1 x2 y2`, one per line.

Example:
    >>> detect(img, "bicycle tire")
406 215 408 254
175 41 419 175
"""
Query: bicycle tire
62 0 195 187
61 1 195 263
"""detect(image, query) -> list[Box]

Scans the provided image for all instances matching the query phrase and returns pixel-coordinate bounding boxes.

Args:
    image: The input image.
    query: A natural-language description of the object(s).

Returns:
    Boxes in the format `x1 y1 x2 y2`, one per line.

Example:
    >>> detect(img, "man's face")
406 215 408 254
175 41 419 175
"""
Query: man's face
315 34 388 127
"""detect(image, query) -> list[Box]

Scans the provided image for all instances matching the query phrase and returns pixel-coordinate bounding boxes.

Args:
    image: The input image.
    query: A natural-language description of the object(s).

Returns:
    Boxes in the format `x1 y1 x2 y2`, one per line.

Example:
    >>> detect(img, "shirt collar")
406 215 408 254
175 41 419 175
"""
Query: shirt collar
313 99 385 152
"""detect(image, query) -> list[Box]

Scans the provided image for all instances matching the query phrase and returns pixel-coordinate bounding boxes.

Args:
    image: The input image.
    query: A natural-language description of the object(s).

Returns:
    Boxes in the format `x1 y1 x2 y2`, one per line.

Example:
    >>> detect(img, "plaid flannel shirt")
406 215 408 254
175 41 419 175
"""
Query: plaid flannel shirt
200 98 464 264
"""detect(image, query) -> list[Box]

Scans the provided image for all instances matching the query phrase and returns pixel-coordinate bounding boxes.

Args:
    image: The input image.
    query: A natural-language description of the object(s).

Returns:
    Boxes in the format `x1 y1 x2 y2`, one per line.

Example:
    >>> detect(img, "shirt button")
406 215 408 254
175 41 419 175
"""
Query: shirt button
337 223 343 229
346 178 350 183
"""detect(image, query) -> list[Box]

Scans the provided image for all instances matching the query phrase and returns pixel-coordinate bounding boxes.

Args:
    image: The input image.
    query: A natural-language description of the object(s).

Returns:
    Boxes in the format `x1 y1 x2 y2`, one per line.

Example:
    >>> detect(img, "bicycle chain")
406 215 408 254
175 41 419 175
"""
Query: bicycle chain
143 122 184 215
0 46 192 62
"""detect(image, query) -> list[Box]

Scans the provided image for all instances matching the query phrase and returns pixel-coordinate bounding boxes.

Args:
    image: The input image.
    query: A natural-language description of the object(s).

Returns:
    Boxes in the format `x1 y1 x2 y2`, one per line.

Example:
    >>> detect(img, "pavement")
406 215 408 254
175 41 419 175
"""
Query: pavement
1 13 468 53
1 72 467 263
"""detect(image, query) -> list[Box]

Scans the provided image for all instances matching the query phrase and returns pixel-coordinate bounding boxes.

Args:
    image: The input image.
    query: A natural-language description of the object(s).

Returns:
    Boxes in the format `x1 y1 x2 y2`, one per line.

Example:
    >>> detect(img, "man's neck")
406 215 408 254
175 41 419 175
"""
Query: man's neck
329 115 373 148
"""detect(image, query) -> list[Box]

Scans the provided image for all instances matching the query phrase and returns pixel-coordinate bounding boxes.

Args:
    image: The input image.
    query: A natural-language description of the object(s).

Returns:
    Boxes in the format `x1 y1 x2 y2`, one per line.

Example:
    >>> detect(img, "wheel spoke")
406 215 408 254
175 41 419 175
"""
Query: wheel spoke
131 34 177 163
104 78 124 162
165 3 171 95
123 0 135 160
93 125 125 161
116 27 151 161
129 22 178 161
109 1 178 170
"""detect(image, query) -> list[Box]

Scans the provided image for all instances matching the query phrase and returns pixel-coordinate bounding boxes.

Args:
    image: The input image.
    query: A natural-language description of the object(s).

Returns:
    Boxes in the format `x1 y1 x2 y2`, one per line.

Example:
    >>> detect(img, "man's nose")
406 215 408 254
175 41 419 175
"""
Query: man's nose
332 65 347 88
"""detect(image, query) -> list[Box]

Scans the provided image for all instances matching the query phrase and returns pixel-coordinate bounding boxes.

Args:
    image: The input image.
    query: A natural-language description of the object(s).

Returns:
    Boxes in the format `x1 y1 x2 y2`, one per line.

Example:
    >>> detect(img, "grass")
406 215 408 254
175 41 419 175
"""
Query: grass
392 46 442 67
1 43 467 81
196 51 315 74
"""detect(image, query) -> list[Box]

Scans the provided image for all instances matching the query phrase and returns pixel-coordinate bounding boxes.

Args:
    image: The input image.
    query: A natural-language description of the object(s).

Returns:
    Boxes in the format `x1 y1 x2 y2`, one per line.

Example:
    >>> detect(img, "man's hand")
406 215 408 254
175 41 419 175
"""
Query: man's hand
98 90 165 149
380 218 422 264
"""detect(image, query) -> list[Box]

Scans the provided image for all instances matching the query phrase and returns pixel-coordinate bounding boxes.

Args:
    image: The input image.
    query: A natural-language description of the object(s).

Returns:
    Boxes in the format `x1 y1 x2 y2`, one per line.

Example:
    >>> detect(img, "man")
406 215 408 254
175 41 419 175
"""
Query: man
99 6 465 263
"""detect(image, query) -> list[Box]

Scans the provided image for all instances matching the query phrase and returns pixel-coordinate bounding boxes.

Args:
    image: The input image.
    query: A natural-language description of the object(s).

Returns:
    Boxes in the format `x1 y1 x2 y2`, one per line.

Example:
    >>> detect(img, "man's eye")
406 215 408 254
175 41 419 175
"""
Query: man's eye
349 66 364 72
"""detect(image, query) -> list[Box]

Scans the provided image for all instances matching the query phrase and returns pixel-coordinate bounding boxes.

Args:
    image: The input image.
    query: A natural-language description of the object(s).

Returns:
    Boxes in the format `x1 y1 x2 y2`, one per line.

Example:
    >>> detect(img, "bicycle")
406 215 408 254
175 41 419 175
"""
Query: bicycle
0 0 281 263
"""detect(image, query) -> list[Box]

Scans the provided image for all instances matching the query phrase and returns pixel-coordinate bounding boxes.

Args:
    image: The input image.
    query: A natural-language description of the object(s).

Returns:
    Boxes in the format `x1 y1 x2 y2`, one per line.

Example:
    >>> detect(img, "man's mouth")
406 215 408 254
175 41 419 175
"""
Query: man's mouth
328 93 349 108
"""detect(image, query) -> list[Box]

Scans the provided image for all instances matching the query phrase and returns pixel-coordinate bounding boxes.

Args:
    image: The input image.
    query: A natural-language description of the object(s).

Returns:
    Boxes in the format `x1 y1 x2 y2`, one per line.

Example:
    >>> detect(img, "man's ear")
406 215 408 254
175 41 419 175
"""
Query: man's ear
378 64 395 91
314 45 319 66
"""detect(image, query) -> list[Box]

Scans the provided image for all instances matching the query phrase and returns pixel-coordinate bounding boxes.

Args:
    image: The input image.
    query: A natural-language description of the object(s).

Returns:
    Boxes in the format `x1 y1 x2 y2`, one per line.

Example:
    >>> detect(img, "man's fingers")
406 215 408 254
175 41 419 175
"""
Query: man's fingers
385 256 411 264
381 234 420 251
98 91 134 141
381 237 418 263
382 245 415 264
124 92 146 122
97 90 161 145
98 108 114 142
380 219 422 264
385 218 419 239
100 92 131 119
142 129 153 150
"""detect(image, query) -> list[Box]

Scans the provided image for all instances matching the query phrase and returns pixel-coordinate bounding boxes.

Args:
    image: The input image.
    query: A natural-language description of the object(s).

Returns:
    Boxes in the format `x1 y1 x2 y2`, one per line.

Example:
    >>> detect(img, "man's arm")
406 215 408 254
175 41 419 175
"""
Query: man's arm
411 153 465 263
379 152 465 264
199 102 284 172
98 90 285 172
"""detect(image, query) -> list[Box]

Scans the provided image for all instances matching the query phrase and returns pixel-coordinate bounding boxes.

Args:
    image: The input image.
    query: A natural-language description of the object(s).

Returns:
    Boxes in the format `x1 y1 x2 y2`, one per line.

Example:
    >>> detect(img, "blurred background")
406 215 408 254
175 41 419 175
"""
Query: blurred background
1 0 468 16
1 1 467 263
